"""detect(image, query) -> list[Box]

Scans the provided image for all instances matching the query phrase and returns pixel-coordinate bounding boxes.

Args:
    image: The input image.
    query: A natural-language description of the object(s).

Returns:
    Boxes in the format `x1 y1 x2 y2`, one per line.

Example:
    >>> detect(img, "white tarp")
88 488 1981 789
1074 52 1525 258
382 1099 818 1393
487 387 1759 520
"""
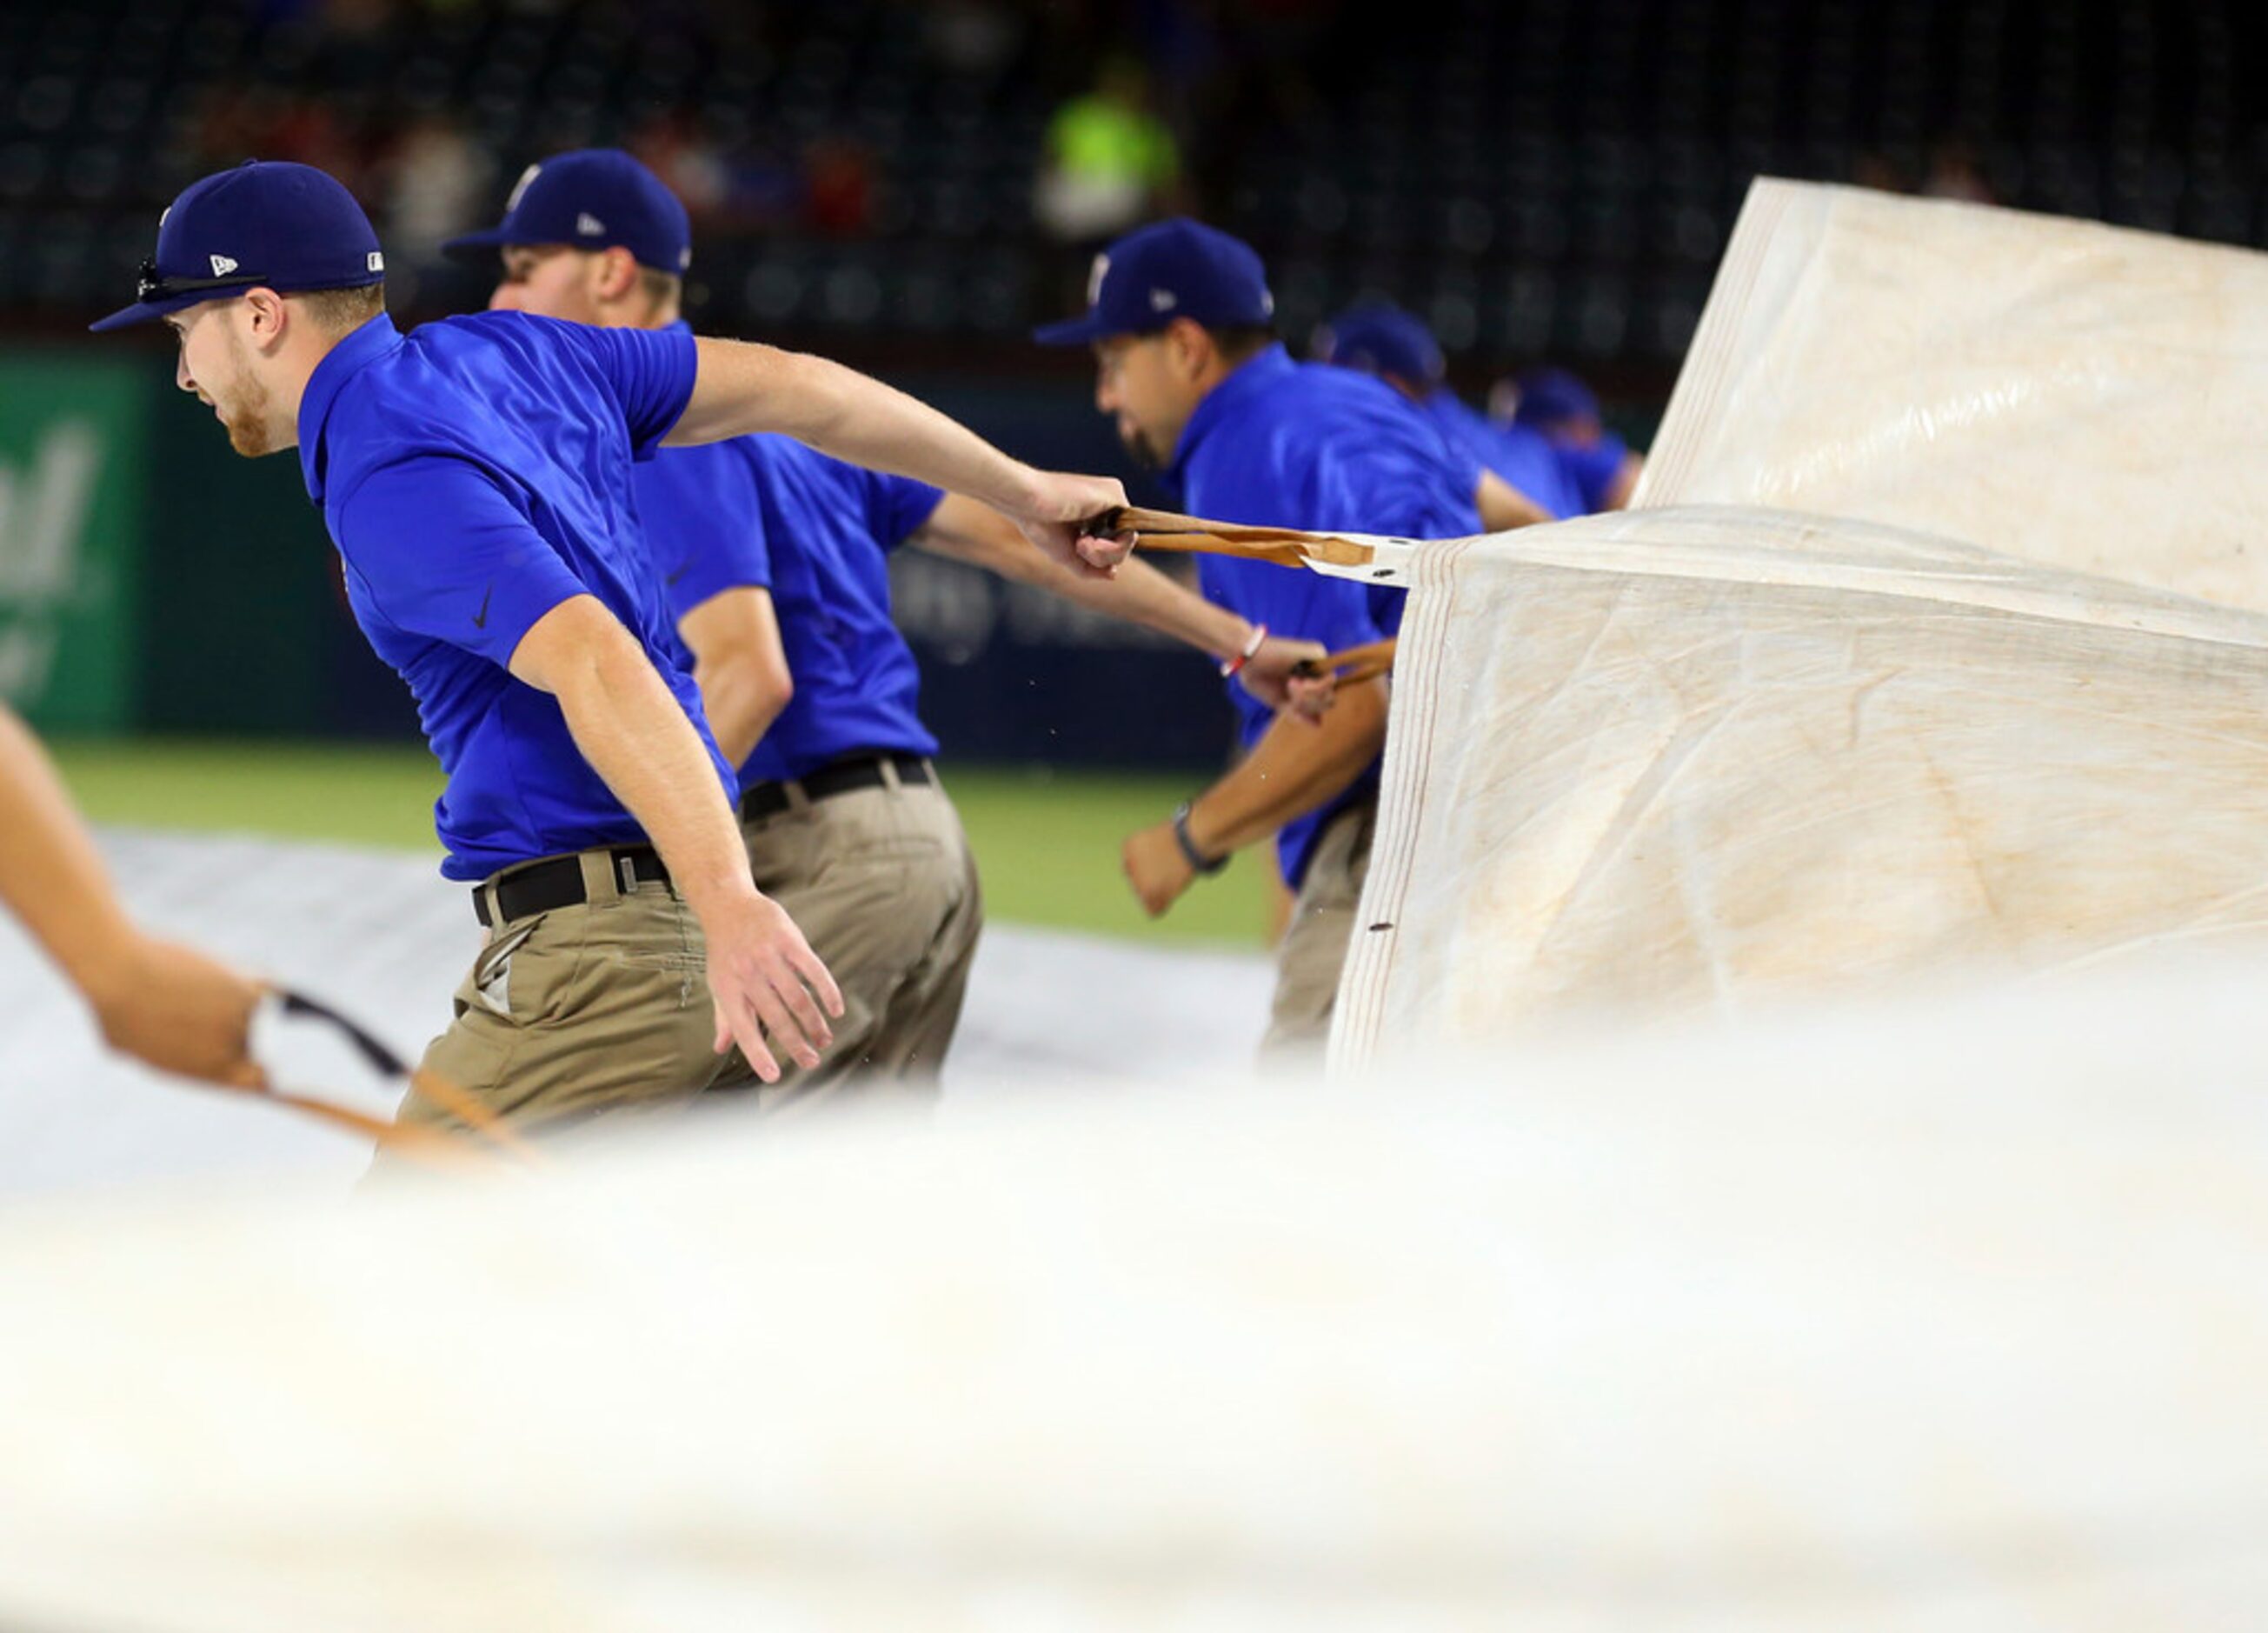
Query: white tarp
1637 179 2268 610
1334 507 2268 1066
4 963 2268 1630
0 830 1271 1199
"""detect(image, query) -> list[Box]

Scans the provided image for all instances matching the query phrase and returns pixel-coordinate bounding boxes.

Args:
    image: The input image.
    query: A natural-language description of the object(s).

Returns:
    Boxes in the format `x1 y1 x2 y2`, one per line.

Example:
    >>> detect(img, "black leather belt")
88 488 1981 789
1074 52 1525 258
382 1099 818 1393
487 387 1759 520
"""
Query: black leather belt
473 845 669 927
740 752 934 822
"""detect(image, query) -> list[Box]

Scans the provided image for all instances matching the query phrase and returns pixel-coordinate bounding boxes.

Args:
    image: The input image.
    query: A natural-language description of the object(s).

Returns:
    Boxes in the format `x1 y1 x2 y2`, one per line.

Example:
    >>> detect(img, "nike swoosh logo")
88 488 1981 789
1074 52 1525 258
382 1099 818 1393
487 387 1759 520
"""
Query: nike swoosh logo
472 583 493 630
664 560 693 587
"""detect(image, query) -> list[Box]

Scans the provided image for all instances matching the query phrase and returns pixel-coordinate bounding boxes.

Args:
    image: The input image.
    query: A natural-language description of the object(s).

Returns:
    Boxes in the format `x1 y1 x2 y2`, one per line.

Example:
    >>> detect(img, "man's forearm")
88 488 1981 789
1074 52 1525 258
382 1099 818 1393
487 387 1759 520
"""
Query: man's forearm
677 586 792 771
562 662 751 909
1477 469 1552 531
695 653 788 771
1186 679 1390 857
541 626 755 914
1605 450 1645 510
0 705 137 995
674 341 1042 517
510 599 835 1076
915 495 1249 656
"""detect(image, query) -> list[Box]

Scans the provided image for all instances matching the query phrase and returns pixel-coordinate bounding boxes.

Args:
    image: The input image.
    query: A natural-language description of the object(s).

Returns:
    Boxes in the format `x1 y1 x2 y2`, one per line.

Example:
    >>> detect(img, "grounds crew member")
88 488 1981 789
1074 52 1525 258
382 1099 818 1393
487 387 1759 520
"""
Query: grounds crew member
1495 364 1643 511
1034 219 1493 1060
451 150 1324 1092
1319 302 1635 518
96 159 1125 1136
0 703 263 1089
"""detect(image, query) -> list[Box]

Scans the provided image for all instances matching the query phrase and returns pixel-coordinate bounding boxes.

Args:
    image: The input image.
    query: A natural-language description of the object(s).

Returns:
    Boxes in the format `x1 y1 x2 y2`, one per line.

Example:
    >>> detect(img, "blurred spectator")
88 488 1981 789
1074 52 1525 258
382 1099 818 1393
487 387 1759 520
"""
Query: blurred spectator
804 137 875 237
304 0 401 93
1923 138 1995 204
4 0 2209 373
1035 59 1182 244
380 114 489 269
921 0 1025 77
629 115 735 229
1852 150 1911 194
195 83 369 197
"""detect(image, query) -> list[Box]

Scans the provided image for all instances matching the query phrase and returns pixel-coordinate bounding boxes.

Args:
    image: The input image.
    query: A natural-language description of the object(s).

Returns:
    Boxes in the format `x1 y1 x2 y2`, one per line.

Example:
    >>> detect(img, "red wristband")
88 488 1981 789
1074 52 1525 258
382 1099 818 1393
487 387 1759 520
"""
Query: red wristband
1220 623 1267 678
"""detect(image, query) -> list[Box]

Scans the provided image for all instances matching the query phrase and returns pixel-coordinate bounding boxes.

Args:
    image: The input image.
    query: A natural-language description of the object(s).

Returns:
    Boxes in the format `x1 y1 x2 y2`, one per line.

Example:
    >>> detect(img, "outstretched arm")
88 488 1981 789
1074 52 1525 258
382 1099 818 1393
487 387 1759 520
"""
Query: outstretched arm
1602 448 1645 510
1476 468 1552 530
0 705 264 1086
909 492 1327 707
677 586 793 770
671 339 1130 573
509 595 841 1080
1121 678 1391 917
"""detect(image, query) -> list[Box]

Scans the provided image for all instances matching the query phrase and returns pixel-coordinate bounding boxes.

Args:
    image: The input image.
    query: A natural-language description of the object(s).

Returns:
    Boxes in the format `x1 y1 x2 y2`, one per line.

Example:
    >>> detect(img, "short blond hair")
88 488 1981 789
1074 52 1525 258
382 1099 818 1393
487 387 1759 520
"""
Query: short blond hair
636 266 683 319
296 283 387 335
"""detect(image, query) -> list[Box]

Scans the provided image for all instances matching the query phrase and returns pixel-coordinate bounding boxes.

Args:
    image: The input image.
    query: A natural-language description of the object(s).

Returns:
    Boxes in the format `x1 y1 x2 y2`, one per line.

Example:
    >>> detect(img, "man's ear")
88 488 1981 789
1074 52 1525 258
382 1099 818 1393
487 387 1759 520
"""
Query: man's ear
1163 316 1214 382
593 246 642 303
243 287 291 349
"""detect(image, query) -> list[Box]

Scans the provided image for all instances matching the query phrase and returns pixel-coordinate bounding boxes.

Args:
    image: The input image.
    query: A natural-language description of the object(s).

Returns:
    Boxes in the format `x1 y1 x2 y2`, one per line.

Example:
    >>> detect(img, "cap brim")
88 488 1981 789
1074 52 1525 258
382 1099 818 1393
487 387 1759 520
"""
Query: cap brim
440 227 515 260
88 273 384 333
1031 310 1116 346
88 290 212 332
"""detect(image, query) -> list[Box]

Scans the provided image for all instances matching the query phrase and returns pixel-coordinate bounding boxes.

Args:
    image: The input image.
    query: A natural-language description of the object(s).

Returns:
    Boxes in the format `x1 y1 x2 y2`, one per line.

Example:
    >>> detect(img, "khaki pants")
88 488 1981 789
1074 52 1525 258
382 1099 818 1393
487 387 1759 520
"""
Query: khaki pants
392 850 755 1147
731 763 983 1105
1260 795 1377 1067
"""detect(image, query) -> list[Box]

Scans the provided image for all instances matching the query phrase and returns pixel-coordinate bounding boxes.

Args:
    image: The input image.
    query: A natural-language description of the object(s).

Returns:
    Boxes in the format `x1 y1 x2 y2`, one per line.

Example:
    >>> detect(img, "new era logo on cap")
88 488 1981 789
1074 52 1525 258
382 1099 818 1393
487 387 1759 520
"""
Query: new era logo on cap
90 160 388 333
576 212 605 237
1034 218 1275 348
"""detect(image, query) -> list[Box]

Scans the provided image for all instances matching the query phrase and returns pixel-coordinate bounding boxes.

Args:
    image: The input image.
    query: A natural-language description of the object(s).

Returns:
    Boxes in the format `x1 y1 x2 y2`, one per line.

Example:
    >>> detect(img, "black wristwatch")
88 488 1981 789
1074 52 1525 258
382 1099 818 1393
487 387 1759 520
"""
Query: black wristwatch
1171 801 1227 876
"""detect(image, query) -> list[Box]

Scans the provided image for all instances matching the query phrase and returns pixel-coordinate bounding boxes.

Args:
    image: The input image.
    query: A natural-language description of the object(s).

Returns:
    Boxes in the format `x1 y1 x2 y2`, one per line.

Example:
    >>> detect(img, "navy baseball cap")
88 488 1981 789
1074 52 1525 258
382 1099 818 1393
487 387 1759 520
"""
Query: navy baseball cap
1032 217 1274 346
445 149 693 275
1511 366 1601 427
90 160 384 332
1314 303 1446 388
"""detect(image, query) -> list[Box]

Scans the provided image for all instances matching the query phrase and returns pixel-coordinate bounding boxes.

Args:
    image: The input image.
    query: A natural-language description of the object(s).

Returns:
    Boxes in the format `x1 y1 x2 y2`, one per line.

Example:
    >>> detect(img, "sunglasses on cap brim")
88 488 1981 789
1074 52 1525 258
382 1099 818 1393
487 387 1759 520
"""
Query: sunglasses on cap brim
136 257 268 305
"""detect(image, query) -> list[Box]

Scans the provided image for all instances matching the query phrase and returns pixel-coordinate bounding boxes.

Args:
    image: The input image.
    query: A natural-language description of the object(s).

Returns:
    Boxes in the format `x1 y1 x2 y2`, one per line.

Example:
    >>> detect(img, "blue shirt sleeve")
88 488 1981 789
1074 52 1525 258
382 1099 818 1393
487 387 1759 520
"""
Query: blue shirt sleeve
1367 583 1408 637
539 320 699 459
1558 433 1629 514
334 456 592 667
1296 576 1390 655
633 443 773 621
860 470 948 550
1308 440 1479 541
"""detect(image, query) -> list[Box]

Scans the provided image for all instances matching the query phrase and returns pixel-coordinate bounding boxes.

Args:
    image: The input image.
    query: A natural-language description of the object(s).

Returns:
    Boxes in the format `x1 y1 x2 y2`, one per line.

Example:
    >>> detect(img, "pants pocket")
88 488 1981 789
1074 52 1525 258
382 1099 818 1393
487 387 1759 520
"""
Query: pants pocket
462 915 545 1018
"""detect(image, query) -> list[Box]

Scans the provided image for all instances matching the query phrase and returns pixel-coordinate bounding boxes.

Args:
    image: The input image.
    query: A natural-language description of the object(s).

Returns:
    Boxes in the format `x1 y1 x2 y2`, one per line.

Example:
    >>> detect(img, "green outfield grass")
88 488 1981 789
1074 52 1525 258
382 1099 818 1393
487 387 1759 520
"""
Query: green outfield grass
48 738 1277 948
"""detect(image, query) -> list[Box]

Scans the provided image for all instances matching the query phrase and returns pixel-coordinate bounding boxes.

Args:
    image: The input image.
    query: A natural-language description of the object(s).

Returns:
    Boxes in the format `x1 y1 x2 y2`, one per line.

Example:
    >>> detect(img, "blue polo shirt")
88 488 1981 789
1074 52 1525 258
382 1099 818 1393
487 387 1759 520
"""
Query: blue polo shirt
1167 343 1480 889
1420 389 1635 519
1554 430 1633 513
632 393 945 785
298 310 733 881
1414 389 1584 522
